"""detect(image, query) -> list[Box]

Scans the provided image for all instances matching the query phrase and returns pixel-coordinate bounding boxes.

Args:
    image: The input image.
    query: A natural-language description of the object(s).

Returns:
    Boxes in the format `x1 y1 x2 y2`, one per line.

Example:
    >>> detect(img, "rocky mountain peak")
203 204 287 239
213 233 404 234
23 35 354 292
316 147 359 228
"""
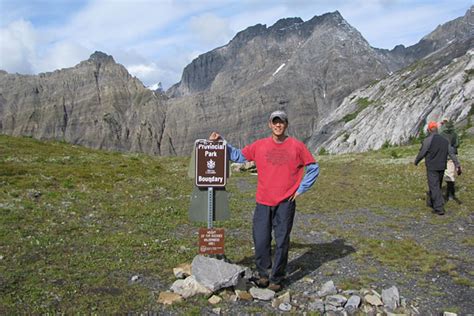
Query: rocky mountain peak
321 10 344 21
268 17 304 31
88 51 115 64
231 23 267 44
306 10 345 27
422 5 473 43
168 10 364 98
378 6 474 72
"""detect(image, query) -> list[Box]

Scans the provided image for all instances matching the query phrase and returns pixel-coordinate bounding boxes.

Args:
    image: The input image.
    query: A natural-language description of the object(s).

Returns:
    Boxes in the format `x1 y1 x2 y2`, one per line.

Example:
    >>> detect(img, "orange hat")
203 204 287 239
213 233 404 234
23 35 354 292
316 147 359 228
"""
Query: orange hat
427 121 438 130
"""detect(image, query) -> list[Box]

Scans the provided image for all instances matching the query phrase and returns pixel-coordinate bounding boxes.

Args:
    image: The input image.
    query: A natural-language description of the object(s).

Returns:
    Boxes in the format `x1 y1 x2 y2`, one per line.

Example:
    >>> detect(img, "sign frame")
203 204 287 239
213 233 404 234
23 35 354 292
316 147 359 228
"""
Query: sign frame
195 139 227 188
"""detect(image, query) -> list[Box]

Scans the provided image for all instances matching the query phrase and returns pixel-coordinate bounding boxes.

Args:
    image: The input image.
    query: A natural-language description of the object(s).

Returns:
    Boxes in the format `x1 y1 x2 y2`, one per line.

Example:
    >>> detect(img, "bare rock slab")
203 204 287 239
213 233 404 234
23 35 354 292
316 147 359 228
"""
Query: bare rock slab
365 294 383 307
173 263 192 279
235 290 253 301
326 294 348 307
308 298 325 313
318 280 338 297
345 295 361 314
382 286 400 310
249 287 275 301
157 291 183 305
170 275 212 298
272 291 291 308
208 295 222 305
279 302 292 312
192 255 245 292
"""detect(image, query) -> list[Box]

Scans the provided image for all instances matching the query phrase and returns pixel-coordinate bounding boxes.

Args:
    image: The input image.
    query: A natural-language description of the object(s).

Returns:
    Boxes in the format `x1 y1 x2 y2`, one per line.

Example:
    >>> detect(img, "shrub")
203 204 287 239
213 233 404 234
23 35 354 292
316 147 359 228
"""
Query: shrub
342 97 375 123
382 140 391 149
390 150 402 159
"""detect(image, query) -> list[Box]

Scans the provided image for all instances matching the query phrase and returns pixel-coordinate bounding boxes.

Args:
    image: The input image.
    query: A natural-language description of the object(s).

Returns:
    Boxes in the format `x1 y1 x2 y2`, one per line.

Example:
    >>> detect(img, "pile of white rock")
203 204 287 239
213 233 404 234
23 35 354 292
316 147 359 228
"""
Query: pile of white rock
156 255 458 315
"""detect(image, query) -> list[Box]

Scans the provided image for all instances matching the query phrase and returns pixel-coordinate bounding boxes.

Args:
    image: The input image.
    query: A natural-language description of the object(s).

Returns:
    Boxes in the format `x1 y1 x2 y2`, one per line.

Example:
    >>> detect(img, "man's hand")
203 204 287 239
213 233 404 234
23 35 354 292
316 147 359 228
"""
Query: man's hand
289 192 300 202
209 132 222 141
457 166 462 176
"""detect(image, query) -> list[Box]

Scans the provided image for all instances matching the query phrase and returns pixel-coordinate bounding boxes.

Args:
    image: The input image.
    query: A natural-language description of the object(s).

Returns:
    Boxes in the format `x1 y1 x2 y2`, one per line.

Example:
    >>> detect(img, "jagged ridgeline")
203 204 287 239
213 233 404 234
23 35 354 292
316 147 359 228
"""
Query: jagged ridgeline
0 8 473 156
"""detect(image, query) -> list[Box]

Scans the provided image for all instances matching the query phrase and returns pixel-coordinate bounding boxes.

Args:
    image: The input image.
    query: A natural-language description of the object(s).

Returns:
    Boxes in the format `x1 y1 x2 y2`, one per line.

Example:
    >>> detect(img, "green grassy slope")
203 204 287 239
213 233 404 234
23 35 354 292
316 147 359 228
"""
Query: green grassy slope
1 135 472 313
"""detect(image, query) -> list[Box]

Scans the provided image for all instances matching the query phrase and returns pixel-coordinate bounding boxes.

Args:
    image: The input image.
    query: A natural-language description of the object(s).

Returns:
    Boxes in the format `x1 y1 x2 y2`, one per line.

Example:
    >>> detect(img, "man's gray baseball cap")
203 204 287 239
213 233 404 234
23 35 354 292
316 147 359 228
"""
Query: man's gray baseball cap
269 110 288 123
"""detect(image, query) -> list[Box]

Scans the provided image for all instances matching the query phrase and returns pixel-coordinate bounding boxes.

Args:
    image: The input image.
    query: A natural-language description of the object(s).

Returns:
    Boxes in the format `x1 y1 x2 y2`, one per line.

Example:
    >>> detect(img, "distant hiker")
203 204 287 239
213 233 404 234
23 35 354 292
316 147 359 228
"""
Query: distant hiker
440 119 461 202
414 121 461 215
209 110 319 291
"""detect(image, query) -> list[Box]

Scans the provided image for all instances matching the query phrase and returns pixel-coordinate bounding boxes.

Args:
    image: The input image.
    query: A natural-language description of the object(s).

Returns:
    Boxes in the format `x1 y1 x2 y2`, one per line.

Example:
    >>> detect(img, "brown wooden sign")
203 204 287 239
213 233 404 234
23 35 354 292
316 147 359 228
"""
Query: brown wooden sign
195 140 227 187
198 228 225 255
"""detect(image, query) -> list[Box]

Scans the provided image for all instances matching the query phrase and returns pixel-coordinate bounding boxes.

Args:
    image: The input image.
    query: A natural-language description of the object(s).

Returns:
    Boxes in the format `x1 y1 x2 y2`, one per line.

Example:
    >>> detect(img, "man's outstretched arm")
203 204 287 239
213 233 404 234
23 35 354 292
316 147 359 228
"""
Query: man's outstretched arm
209 132 247 163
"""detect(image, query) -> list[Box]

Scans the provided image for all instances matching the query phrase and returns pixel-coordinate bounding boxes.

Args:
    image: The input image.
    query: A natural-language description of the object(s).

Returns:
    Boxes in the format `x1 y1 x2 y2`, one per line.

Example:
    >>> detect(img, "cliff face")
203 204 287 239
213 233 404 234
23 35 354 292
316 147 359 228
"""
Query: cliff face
161 11 391 155
0 52 167 155
309 39 474 154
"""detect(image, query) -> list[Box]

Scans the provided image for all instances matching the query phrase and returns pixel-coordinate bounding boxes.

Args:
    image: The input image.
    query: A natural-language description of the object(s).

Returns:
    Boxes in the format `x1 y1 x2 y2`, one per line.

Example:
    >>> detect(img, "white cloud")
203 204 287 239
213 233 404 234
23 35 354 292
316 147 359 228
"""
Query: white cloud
127 63 159 79
228 6 289 33
342 2 470 48
0 19 37 73
56 0 200 47
188 13 233 45
36 41 91 72
126 61 179 89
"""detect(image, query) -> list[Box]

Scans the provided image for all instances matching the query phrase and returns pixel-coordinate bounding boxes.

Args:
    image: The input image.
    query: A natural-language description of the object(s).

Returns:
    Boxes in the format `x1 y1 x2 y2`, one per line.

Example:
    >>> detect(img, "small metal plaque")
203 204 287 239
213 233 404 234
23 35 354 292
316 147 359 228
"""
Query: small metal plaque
198 228 225 255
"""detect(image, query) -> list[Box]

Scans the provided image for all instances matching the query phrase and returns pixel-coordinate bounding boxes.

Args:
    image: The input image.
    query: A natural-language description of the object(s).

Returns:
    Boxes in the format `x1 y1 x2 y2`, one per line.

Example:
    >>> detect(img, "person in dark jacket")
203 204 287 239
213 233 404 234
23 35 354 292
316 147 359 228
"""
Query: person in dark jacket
414 121 461 215
440 119 461 201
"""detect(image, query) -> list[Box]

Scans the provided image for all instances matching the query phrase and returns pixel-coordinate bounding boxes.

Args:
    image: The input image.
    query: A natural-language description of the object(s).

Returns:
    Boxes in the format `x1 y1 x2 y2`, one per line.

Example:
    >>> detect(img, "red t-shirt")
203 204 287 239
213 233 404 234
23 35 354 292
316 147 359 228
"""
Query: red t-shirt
242 136 315 206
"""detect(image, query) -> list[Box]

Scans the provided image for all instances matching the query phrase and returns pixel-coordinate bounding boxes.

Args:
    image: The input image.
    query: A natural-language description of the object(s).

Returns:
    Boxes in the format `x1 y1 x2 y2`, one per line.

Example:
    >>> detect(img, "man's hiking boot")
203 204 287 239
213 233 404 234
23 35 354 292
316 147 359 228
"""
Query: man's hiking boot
255 277 269 288
432 209 445 215
268 283 282 292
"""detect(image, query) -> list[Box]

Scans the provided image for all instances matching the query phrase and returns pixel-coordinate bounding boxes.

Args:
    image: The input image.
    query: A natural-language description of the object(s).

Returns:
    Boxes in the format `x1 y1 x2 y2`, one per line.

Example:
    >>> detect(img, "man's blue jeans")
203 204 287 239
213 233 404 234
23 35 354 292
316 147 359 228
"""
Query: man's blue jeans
253 200 296 284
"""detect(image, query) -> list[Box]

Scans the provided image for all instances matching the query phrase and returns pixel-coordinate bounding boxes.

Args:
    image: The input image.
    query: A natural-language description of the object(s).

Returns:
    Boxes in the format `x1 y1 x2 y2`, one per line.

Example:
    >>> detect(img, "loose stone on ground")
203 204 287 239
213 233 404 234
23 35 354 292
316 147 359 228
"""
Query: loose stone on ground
157 291 183 305
158 256 459 315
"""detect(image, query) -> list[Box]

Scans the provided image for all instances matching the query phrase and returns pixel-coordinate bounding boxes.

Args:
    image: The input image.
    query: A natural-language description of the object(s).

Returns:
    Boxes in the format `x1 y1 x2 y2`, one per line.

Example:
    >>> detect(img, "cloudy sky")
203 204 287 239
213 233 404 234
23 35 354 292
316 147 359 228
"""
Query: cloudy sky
0 0 471 89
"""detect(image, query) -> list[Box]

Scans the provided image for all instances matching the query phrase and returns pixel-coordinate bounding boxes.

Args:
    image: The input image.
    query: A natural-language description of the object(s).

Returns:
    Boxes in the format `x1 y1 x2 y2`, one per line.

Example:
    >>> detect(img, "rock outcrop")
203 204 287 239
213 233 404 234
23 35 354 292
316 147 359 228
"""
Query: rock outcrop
162 11 391 155
308 38 473 154
0 51 167 155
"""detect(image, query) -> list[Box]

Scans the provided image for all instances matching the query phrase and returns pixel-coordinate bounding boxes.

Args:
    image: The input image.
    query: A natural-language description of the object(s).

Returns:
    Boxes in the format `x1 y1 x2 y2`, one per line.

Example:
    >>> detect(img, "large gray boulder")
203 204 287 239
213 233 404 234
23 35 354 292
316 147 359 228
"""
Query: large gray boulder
382 286 400 310
191 255 245 292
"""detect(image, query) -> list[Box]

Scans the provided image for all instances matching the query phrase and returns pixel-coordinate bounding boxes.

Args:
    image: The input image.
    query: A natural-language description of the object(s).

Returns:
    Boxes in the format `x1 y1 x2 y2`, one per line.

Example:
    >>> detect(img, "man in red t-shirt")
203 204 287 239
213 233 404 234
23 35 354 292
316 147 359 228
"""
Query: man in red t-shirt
210 110 319 291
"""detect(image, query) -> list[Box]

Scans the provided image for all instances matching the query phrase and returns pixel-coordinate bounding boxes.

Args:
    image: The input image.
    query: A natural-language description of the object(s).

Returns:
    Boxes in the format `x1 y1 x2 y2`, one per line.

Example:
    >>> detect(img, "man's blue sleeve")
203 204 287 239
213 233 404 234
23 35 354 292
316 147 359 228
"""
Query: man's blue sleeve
296 163 319 195
227 143 247 163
